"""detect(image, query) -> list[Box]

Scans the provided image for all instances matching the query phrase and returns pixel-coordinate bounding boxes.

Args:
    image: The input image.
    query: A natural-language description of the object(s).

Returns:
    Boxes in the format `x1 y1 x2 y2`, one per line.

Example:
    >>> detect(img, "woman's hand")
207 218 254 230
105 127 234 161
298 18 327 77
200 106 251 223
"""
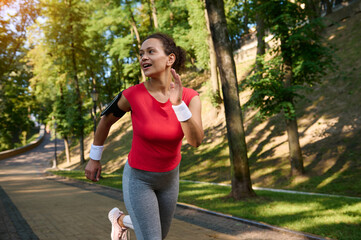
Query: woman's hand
169 68 183 105
85 159 102 182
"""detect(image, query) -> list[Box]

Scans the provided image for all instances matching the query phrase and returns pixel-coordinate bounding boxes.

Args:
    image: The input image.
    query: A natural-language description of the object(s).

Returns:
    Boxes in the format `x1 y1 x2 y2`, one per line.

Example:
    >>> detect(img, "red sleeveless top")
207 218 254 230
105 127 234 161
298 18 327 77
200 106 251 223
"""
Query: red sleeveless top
122 83 198 172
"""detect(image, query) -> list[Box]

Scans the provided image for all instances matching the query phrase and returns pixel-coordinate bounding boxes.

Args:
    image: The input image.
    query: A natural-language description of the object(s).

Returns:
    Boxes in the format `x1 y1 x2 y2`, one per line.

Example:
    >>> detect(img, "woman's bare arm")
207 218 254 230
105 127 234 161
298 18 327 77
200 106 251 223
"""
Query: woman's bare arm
180 96 204 147
85 95 130 182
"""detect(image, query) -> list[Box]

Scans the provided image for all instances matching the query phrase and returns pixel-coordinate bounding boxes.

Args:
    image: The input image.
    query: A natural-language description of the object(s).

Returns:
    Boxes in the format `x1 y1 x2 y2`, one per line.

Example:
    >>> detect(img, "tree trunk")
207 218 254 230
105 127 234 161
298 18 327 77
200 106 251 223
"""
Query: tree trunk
128 4 146 83
150 0 159 29
326 0 334 15
283 63 305 176
64 136 71 164
205 0 256 199
58 84 71 164
204 4 221 102
285 115 305 175
305 0 321 19
69 0 85 165
255 8 265 73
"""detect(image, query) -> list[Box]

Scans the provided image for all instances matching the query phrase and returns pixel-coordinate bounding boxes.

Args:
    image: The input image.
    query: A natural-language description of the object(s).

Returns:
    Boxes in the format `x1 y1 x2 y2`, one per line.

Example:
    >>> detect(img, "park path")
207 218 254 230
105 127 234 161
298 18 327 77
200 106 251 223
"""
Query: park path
0 133 322 240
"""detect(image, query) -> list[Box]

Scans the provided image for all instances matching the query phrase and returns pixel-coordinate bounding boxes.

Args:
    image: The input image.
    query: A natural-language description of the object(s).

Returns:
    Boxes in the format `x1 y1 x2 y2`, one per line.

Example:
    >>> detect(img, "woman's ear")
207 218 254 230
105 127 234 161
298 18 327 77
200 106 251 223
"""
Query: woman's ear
167 53 176 67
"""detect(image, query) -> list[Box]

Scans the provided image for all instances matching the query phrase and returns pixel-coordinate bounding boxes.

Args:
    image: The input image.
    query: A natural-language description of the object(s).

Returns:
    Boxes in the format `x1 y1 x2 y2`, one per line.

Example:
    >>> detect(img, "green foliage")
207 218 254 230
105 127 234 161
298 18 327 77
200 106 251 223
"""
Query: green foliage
244 55 305 120
15 0 249 149
244 0 335 120
0 0 39 150
225 0 254 50
184 0 209 70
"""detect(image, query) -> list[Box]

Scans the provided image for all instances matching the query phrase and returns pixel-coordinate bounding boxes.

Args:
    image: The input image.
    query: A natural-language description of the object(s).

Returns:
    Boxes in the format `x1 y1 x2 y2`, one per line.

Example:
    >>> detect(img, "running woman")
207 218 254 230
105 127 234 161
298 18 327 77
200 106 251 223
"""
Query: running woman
85 33 204 240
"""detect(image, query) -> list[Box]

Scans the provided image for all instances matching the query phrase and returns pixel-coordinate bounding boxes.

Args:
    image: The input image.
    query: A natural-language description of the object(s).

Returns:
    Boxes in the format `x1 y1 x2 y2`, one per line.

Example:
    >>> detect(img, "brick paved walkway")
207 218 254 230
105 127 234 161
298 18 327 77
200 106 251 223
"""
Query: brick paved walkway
0 133 326 240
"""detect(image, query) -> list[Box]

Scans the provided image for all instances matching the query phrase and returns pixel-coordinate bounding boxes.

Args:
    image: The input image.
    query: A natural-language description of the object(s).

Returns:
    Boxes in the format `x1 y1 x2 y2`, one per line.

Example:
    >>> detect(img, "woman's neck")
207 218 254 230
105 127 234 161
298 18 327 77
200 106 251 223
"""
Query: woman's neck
146 70 172 94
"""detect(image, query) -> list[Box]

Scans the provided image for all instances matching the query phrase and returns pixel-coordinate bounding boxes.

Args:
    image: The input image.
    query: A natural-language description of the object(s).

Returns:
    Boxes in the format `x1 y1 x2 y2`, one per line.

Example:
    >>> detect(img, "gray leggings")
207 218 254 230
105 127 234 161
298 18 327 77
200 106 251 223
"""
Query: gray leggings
122 162 179 240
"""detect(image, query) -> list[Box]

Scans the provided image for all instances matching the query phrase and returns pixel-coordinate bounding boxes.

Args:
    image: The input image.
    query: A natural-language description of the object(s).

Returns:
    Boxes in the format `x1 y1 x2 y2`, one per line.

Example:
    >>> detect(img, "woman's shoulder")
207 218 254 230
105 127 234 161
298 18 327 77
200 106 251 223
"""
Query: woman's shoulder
123 83 145 96
182 87 199 106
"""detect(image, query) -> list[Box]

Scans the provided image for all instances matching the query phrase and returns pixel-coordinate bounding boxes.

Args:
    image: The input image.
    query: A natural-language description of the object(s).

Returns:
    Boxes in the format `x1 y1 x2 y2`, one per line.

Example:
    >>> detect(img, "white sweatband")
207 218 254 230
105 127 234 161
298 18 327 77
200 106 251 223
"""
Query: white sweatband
89 144 104 161
172 101 192 122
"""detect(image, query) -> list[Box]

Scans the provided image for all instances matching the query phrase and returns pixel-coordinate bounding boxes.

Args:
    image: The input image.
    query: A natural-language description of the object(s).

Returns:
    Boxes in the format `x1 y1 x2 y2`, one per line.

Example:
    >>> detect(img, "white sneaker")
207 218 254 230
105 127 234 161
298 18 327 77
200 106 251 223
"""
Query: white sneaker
108 207 128 240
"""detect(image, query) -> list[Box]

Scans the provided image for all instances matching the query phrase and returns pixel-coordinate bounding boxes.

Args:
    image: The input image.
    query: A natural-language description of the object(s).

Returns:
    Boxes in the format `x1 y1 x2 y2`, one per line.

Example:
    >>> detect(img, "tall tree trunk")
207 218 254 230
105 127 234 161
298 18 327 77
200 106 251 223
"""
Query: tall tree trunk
204 4 221 102
255 7 265 73
69 0 85 165
150 0 159 29
283 62 305 176
305 0 321 19
205 0 256 199
64 136 71 164
128 5 146 83
59 85 71 164
285 115 304 175
326 0 334 15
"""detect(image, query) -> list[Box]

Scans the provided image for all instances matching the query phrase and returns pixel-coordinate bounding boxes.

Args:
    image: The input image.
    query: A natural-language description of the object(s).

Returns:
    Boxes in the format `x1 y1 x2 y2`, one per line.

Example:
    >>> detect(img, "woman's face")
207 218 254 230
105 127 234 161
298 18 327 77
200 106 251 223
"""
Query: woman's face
139 38 173 77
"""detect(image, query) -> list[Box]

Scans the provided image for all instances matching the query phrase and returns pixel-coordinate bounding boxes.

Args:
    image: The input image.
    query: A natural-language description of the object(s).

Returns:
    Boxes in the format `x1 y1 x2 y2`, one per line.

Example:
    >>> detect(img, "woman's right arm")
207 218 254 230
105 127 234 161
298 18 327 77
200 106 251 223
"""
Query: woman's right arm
85 95 130 182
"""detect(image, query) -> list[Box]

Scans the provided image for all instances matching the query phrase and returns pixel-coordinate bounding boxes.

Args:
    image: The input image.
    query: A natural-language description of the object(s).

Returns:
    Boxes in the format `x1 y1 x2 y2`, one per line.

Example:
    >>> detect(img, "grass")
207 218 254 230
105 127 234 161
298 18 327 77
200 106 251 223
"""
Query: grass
50 169 361 240
13 132 40 149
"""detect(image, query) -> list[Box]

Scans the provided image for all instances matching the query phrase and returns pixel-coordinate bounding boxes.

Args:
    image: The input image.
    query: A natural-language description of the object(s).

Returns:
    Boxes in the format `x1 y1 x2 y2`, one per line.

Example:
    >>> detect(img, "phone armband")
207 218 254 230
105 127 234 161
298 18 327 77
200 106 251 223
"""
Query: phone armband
101 91 126 118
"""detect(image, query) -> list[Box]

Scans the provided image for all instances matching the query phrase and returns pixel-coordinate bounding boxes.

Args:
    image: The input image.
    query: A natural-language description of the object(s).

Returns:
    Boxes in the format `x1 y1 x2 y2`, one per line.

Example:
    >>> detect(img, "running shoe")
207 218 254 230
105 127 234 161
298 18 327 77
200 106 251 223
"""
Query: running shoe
108 207 128 240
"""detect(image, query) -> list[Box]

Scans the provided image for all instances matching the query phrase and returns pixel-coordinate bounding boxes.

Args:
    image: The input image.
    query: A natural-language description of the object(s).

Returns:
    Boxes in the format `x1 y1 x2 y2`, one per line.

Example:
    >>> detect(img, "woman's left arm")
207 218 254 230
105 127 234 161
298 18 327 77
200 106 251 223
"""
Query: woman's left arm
180 95 204 147
170 68 204 147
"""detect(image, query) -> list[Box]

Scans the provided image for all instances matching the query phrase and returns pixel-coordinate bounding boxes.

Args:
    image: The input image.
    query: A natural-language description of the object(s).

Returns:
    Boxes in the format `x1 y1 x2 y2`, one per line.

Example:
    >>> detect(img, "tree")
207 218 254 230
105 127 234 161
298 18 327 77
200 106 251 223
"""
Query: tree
205 0 256 199
224 0 254 50
244 0 334 175
255 1 266 73
150 0 159 29
26 31 74 163
204 1 221 102
0 0 38 150
185 0 209 70
305 0 321 19
40 0 93 164
325 0 335 15
88 0 145 85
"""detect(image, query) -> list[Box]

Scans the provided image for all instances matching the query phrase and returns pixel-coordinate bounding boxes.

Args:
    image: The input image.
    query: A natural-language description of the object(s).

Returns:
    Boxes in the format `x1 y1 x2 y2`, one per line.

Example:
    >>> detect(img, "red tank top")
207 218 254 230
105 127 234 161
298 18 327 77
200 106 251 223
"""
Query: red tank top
122 83 199 172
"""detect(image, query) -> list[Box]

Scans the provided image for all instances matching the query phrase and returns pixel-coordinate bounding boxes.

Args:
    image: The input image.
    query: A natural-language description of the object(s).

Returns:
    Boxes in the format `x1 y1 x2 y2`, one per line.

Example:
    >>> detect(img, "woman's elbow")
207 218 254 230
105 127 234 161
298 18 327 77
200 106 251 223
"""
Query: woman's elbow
189 134 204 148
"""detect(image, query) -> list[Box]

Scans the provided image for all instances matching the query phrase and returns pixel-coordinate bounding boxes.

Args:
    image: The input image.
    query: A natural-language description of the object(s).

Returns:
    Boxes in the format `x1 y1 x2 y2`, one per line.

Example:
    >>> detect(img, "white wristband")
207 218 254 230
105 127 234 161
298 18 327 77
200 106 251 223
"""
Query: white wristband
172 101 192 122
89 144 104 161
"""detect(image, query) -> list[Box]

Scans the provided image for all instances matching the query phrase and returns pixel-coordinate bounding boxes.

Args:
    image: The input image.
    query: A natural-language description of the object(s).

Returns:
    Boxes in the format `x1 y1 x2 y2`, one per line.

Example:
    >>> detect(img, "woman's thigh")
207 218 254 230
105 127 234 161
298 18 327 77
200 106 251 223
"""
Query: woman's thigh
123 163 162 240
123 162 179 240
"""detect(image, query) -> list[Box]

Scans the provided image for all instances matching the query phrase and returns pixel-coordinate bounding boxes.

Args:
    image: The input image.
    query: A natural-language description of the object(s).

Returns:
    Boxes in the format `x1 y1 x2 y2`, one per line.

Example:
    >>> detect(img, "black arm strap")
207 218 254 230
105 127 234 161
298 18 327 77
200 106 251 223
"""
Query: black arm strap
101 91 126 118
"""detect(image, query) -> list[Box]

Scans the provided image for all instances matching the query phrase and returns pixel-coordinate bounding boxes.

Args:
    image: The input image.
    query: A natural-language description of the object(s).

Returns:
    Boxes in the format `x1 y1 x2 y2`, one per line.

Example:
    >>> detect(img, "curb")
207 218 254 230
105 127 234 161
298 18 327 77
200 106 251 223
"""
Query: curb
176 202 334 240
181 180 361 200
0 125 46 161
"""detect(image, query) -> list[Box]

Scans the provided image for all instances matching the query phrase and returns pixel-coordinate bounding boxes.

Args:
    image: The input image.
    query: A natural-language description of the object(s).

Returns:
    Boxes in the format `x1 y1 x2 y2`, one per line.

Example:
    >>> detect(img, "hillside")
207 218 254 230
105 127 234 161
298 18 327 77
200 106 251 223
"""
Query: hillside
58 12 361 197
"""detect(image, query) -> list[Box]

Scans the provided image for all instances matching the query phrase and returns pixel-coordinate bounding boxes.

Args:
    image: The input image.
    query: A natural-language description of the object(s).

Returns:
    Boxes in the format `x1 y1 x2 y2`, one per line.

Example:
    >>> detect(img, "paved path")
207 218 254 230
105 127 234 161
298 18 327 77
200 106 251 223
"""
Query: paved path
0 133 326 240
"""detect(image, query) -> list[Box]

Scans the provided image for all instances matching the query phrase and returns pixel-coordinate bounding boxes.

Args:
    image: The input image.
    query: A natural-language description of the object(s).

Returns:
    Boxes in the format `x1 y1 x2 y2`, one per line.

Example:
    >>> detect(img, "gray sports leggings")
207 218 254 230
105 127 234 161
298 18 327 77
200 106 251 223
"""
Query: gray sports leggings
122 161 179 240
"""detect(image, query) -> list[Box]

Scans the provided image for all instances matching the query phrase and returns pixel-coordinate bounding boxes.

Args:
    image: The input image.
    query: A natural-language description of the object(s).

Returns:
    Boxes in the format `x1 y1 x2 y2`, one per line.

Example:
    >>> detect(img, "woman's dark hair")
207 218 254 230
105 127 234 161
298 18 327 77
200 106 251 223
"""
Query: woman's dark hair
143 33 186 72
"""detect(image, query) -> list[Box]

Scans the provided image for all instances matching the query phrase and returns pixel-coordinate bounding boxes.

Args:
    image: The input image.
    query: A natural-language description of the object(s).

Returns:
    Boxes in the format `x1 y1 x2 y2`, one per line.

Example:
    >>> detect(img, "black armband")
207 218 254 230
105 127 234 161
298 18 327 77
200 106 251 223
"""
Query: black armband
101 91 126 118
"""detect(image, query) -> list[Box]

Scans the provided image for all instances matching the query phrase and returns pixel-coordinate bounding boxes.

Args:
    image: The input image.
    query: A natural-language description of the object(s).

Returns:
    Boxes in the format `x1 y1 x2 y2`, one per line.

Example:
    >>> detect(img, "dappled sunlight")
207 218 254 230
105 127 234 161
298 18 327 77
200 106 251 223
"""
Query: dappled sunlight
250 158 291 187
178 180 361 239
179 183 226 201
328 34 336 40
317 161 350 189
299 116 339 142
337 25 346 31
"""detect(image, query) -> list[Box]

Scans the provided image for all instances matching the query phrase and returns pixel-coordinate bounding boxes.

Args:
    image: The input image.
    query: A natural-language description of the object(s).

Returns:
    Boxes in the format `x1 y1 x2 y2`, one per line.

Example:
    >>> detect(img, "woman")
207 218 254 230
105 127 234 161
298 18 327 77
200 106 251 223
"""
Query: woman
85 33 204 240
